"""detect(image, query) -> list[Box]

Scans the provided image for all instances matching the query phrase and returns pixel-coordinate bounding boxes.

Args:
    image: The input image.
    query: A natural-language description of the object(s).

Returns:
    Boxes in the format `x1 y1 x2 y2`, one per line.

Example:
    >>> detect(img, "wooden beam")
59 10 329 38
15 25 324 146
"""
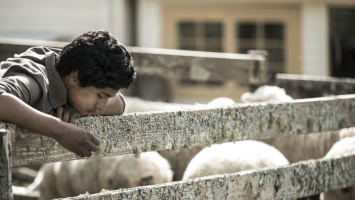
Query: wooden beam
0 130 13 200
2 94 355 167
275 73 355 99
55 154 355 200
0 38 66 63
0 39 266 85
130 47 266 85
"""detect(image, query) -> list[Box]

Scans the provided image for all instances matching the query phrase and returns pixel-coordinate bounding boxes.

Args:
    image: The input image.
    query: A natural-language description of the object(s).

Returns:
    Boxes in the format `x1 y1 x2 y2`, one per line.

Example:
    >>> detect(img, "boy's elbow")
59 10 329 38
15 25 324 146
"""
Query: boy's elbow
99 95 125 116
117 103 125 115
116 95 125 115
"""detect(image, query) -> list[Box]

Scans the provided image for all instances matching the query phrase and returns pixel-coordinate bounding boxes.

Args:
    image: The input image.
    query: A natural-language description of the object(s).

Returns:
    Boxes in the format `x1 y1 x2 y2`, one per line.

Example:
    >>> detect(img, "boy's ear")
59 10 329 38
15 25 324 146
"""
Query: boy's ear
68 71 79 86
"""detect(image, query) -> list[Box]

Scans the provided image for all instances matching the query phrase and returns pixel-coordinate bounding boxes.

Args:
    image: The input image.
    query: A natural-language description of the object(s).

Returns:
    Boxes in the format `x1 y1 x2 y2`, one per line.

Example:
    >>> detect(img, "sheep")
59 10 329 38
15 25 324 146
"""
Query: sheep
125 96 194 113
125 96 236 113
240 85 344 163
28 152 173 199
125 96 236 181
260 132 340 164
240 85 293 103
157 146 205 181
320 136 355 200
182 140 289 180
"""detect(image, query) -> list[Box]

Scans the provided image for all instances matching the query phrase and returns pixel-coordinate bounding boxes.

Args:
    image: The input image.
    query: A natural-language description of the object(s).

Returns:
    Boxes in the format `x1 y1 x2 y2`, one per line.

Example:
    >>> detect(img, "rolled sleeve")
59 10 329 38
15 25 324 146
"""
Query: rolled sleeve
0 75 41 106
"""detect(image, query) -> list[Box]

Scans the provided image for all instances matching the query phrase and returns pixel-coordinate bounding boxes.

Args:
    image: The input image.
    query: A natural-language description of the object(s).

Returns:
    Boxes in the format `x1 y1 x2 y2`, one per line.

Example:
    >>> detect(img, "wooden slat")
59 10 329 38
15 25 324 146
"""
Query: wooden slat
0 39 266 85
0 39 66 63
55 153 355 200
2 94 355 167
0 130 13 200
130 47 266 85
275 73 355 99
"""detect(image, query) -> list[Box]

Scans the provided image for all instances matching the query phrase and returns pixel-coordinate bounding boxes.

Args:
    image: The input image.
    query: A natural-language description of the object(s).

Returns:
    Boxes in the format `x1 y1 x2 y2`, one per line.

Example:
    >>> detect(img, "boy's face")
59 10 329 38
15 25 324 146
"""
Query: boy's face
65 71 119 115
67 85 119 115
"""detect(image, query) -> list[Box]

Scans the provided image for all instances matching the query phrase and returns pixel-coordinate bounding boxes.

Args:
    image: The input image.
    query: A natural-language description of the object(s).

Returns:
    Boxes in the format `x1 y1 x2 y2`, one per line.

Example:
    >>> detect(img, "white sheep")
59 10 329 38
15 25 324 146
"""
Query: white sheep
28 152 173 199
125 96 194 113
240 85 293 103
320 136 355 200
182 140 289 180
158 146 205 181
261 132 340 163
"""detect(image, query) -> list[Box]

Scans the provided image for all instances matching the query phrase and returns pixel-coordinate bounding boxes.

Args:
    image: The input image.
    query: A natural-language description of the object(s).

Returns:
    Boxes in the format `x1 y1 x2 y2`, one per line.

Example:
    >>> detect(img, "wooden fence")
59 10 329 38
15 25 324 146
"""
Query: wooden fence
0 38 266 86
0 39 355 200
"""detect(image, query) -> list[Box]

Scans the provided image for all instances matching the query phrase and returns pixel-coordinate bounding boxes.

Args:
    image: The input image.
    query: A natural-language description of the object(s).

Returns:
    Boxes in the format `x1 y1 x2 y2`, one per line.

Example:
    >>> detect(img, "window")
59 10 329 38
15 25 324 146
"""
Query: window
178 21 223 52
177 20 286 84
237 22 285 74
329 8 355 78
177 21 224 86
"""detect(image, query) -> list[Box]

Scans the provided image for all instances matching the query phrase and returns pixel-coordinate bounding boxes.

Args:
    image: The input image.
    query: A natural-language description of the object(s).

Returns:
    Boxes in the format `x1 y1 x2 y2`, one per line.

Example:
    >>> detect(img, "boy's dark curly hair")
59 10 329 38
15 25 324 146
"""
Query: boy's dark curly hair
55 30 136 90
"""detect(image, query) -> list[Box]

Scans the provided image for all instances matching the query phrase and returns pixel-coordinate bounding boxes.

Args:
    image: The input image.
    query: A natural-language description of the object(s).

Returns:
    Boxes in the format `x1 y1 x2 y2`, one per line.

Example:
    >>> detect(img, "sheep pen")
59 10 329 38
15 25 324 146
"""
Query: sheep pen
2 92 354 199
0 40 355 200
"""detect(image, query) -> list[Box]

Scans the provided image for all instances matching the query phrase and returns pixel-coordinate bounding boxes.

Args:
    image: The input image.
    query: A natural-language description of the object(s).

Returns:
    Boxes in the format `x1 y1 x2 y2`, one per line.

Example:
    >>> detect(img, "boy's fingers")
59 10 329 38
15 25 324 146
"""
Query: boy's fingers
80 148 92 157
87 142 99 152
62 111 70 122
69 112 79 124
90 133 100 146
75 151 85 158
69 115 76 124
56 106 64 120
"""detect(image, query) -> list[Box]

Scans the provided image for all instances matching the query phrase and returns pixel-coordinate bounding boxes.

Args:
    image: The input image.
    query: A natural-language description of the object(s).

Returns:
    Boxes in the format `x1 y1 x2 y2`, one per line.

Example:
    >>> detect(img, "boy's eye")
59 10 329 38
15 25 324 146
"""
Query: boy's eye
97 94 103 99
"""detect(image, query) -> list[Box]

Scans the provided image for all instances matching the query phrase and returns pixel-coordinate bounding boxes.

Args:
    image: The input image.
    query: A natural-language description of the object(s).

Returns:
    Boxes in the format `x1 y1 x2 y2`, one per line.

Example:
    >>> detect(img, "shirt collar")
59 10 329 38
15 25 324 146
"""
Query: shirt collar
45 52 67 110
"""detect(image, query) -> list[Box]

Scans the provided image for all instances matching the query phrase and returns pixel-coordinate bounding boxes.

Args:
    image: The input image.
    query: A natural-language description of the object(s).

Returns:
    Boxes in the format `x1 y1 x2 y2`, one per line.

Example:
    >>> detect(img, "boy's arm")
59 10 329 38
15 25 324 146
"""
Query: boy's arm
50 93 125 122
0 93 99 157
97 93 125 116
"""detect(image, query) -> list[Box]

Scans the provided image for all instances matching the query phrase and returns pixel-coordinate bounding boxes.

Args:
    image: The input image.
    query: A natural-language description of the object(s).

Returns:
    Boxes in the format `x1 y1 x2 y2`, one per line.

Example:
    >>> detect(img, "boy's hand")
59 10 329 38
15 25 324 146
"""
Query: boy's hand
49 106 100 157
0 93 99 158
49 105 80 124
54 122 100 157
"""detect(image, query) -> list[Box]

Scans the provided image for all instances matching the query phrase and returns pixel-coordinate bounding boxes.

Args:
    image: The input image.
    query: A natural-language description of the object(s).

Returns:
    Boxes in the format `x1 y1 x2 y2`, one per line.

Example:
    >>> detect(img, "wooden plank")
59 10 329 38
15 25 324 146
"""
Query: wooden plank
0 38 66 63
2 94 355 167
0 129 13 200
0 39 266 85
275 73 355 99
55 153 355 200
130 47 266 85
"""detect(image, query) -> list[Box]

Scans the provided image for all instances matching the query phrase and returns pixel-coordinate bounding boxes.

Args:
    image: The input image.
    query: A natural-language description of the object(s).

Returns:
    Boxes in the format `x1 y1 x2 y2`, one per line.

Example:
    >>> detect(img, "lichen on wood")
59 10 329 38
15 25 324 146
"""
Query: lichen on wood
130 47 265 85
0 129 13 200
57 154 355 200
275 73 355 99
2 94 355 167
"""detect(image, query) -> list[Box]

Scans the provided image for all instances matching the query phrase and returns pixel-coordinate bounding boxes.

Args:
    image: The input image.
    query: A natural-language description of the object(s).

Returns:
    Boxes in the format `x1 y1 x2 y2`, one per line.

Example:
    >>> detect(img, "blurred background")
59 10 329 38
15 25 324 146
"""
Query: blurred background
0 0 355 103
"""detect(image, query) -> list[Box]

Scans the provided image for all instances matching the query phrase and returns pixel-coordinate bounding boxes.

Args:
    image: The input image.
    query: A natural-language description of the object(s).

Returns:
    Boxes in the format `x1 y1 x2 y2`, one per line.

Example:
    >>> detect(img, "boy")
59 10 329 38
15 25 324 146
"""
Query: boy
0 30 136 157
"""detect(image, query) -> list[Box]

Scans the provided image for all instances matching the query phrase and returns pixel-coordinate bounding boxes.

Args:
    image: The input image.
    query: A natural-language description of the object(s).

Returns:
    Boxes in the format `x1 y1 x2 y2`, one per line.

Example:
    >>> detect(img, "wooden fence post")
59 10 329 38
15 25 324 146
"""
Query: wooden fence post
248 50 268 89
0 129 13 200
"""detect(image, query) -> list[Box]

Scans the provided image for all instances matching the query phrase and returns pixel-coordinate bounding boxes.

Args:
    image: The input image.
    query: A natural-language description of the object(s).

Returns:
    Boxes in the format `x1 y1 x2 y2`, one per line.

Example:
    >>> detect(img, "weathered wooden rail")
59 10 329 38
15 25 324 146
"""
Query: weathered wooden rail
2 94 354 167
275 73 355 99
64 154 355 200
0 38 266 85
1 94 354 199
1 39 355 199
